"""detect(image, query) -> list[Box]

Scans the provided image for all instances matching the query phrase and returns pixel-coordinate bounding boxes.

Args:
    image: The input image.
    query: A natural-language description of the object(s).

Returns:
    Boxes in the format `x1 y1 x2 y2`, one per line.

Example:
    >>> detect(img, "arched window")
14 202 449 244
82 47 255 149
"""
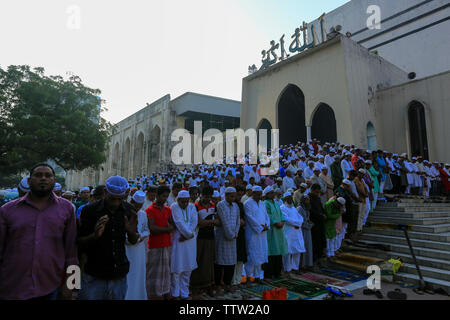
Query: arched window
408 101 429 160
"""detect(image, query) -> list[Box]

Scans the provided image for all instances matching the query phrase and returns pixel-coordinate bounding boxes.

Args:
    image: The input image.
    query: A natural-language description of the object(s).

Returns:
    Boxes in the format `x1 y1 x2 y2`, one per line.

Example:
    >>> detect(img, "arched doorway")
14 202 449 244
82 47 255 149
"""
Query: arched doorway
134 132 144 177
408 101 429 160
277 84 306 145
367 122 377 151
311 103 337 143
257 118 272 151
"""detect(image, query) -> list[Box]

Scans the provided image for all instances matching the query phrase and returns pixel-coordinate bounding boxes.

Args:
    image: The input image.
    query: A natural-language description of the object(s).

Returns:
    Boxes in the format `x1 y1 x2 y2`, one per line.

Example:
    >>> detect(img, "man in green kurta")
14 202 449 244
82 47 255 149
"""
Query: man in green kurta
366 161 380 211
263 186 288 281
324 198 345 259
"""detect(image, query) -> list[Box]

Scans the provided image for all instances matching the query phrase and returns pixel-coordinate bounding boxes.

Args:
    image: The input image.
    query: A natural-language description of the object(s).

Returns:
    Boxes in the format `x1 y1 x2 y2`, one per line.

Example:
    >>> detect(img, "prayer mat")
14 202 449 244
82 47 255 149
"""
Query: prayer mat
315 267 368 283
294 272 353 287
240 284 303 300
271 278 328 299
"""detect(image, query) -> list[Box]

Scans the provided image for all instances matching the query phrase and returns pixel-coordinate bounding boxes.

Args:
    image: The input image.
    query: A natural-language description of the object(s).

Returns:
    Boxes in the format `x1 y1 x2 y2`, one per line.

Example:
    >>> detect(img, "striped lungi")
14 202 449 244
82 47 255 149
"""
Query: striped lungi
146 246 171 297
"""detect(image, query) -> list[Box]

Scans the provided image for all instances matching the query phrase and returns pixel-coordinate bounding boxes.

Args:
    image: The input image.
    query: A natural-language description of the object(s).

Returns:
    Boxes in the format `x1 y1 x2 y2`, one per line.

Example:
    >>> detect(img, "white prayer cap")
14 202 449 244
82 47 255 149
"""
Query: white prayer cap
263 186 274 196
213 190 221 198
246 184 253 190
317 155 324 159
337 197 346 205
225 187 237 194
133 190 147 203
63 191 74 197
365 160 372 164
300 183 308 188
393 154 399 157
53 183 62 191
80 187 90 192
283 192 292 198
358 169 367 174
252 186 263 192
400 153 407 158
90 189 95 196
313 166 321 171
18 177 30 193
445 163 450 167
412 157 417 160
276 177 283 181
308 161 315 165
342 179 352 186
274 188 282 193
366 150 371 153
176 190 190 199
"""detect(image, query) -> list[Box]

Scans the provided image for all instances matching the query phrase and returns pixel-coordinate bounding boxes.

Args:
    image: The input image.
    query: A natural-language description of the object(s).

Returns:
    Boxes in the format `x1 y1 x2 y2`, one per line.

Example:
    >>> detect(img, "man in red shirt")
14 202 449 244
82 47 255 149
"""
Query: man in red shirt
351 149 361 170
145 185 175 300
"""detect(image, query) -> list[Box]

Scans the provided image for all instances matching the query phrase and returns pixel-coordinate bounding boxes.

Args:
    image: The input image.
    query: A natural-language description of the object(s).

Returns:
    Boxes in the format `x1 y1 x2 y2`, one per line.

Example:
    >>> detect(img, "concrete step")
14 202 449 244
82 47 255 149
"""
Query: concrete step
409 223 450 234
367 216 450 226
372 211 450 219
392 252 450 272
400 264 450 282
380 203 450 208
376 206 450 213
394 272 450 295
359 240 450 261
360 234 450 251
363 227 450 243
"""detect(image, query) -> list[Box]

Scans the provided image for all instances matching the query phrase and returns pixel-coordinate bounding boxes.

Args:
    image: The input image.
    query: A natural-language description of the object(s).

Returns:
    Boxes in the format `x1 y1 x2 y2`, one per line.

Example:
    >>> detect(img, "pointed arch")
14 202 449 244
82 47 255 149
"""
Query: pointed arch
277 84 306 145
311 103 337 143
408 101 429 160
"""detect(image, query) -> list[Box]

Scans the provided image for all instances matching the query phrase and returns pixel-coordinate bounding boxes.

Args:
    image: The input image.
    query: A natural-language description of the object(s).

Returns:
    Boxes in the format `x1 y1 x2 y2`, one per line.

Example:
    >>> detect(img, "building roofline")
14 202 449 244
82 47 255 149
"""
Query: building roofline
171 91 241 105
377 69 450 92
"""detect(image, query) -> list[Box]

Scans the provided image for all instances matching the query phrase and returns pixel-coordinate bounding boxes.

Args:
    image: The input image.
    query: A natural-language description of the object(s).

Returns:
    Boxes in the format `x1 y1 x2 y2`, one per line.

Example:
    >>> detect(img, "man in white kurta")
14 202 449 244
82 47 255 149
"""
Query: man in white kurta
170 191 198 299
280 193 306 274
243 186 270 281
125 191 150 300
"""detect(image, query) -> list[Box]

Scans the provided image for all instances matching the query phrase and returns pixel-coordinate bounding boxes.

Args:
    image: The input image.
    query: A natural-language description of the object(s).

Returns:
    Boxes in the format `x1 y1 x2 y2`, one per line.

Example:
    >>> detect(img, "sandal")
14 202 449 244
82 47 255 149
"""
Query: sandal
387 288 407 300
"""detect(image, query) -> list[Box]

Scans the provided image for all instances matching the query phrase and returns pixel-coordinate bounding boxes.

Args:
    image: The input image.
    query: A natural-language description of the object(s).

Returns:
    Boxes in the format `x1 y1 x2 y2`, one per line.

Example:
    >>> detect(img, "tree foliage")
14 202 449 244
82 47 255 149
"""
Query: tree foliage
0 65 112 175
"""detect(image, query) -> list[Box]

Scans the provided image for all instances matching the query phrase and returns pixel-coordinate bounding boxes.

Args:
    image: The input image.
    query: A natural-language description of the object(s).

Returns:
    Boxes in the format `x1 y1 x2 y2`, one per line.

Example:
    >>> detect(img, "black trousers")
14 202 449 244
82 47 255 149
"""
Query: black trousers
263 255 283 279
214 264 235 286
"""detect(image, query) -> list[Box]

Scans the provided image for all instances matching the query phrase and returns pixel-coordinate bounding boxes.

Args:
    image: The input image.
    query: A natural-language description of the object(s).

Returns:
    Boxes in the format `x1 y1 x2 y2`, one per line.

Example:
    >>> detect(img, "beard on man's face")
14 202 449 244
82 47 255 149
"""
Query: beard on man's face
30 184 54 197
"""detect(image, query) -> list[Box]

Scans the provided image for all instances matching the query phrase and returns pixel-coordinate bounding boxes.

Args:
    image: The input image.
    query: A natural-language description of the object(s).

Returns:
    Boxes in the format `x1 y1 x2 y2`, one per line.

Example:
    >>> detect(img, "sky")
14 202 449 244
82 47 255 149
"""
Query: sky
0 0 349 123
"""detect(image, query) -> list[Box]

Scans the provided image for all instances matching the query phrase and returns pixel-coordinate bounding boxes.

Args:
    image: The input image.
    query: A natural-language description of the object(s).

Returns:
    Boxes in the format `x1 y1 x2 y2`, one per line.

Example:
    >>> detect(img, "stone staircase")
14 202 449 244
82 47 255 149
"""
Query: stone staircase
361 198 450 294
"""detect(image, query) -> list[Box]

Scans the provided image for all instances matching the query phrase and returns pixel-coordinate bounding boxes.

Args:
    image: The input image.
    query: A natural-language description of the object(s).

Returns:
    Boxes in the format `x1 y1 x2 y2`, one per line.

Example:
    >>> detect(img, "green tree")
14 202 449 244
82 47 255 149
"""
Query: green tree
0 65 113 175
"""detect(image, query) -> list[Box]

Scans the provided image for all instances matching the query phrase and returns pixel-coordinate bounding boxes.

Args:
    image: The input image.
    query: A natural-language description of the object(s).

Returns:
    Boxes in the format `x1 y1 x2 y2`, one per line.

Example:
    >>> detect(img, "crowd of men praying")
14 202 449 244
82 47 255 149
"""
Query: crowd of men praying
0 140 449 300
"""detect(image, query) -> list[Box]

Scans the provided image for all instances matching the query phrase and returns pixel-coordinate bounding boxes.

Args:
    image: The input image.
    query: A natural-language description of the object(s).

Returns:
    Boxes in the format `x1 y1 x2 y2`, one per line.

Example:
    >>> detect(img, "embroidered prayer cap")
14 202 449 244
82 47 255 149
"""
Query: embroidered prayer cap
252 186 263 192
283 191 292 198
18 177 30 193
337 197 346 205
263 186 273 196
105 176 129 196
225 187 237 194
213 190 221 198
132 190 146 203
177 190 190 199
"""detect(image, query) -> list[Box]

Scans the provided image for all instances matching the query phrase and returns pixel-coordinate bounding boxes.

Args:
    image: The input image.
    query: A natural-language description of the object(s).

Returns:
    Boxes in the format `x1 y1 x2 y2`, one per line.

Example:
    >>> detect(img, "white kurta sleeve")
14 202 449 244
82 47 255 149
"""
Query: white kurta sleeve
281 206 301 227
139 210 150 238
244 200 264 234
171 204 195 239
189 204 198 235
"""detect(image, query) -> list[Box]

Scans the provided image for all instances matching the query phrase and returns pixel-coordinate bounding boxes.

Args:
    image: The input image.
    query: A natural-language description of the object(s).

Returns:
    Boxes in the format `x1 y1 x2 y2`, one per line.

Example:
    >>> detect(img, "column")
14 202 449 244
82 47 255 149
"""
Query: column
307 126 312 142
